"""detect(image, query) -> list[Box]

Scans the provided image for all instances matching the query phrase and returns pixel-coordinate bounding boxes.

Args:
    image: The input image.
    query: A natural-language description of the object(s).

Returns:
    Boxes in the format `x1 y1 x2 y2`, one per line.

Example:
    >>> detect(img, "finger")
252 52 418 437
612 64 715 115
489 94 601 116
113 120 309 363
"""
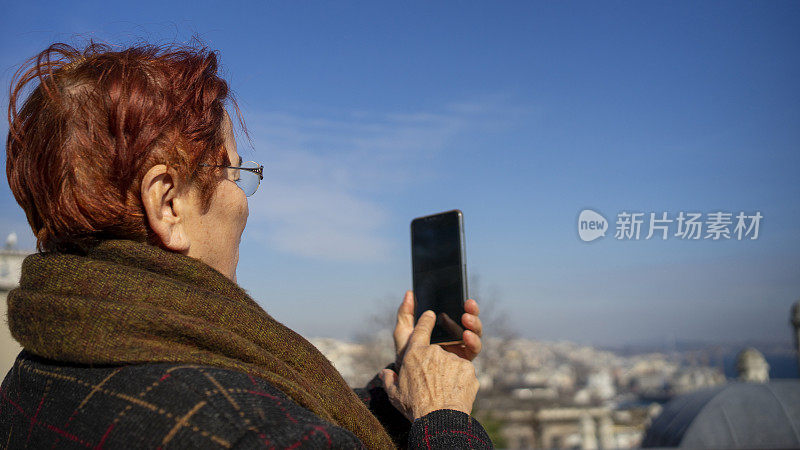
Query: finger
462 313 483 337
463 329 482 357
464 298 480 316
408 310 436 347
396 291 415 328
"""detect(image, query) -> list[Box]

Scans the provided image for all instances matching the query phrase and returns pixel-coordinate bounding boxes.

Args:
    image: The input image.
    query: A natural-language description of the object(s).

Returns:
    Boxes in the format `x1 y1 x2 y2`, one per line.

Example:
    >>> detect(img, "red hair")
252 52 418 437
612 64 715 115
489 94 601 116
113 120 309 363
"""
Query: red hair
6 41 239 253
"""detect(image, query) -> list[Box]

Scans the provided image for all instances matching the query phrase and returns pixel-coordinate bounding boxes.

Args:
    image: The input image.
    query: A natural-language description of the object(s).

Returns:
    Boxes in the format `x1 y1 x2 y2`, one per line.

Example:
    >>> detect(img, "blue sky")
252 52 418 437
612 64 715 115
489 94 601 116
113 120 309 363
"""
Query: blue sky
1 1 799 346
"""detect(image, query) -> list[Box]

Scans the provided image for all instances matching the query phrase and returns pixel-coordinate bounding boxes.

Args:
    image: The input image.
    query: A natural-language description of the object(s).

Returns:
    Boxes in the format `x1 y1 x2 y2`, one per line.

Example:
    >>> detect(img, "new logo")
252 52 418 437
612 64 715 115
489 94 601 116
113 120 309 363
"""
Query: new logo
578 209 608 242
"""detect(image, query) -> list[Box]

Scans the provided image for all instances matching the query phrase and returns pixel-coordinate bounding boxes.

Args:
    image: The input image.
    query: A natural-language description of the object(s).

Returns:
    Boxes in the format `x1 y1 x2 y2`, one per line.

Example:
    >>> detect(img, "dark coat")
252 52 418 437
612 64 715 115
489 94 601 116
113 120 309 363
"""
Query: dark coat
0 351 492 449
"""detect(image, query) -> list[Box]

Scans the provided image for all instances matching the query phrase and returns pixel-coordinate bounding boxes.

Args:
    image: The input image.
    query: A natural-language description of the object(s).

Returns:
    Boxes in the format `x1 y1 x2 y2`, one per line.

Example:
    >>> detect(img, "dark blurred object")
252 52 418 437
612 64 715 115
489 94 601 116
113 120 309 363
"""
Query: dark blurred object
792 300 800 376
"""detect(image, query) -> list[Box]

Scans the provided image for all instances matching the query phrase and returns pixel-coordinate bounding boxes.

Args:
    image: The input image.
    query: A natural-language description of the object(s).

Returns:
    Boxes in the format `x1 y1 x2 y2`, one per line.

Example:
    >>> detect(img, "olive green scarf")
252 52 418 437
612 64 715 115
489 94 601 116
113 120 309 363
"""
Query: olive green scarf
6 239 395 449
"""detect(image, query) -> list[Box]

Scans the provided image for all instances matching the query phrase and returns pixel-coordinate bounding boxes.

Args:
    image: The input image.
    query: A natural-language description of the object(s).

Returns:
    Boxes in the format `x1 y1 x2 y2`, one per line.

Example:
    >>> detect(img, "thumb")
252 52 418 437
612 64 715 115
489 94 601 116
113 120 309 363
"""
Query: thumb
381 368 411 420
380 369 398 397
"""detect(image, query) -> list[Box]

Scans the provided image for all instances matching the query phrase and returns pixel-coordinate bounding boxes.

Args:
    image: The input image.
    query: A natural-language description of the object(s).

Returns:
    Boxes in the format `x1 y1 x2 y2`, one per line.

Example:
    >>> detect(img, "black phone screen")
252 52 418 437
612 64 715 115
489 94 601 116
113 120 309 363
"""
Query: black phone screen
411 210 467 344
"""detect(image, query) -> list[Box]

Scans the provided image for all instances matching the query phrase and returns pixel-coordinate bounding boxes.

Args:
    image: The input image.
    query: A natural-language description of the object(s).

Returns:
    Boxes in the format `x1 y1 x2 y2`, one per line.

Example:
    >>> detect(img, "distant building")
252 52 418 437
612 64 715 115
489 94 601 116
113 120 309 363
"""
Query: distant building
644 305 800 448
643 381 800 448
534 406 646 449
0 233 29 376
735 347 769 383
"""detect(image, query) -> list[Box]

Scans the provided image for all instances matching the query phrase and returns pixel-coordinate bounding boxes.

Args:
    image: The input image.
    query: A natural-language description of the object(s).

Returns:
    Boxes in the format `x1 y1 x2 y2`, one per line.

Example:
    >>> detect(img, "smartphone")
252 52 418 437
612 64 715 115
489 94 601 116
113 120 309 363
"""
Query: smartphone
411 209 468 345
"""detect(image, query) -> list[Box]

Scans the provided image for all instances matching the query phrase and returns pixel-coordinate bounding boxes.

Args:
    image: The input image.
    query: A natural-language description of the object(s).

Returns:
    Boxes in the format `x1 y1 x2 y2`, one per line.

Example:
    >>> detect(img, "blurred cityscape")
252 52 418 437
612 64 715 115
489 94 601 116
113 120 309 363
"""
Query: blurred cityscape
312 327 798 448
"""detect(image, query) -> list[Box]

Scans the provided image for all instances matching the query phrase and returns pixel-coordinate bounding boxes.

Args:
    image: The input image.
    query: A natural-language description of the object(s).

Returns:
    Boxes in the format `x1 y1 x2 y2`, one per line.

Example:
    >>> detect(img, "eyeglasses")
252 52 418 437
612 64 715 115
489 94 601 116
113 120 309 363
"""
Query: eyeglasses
199 161 264 196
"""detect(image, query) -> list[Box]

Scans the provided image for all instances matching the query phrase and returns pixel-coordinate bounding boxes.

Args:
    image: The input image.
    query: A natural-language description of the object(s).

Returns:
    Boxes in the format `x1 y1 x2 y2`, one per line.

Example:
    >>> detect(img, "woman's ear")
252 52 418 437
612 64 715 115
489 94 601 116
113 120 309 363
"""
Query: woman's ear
141 165 191 252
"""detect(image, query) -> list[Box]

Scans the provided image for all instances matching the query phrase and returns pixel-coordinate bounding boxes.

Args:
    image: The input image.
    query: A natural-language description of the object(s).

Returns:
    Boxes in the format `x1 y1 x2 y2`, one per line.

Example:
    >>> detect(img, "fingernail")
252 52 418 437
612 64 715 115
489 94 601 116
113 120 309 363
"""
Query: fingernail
424 310 435 318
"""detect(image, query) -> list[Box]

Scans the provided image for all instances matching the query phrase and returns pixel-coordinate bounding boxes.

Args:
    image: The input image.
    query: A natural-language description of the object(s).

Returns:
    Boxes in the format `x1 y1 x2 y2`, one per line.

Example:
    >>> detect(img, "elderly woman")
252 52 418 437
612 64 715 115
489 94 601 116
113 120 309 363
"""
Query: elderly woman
0 43 492 449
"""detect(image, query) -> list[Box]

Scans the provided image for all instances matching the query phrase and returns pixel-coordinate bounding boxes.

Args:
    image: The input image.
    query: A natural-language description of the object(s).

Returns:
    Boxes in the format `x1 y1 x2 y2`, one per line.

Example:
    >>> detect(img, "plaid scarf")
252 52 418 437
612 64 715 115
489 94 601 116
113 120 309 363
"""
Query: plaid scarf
6 239 395 449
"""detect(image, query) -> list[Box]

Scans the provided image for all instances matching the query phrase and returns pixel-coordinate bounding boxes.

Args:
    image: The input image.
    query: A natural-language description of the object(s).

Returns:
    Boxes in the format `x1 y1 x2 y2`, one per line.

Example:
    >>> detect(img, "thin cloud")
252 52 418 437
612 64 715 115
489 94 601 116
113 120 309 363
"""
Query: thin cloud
241 101 520 262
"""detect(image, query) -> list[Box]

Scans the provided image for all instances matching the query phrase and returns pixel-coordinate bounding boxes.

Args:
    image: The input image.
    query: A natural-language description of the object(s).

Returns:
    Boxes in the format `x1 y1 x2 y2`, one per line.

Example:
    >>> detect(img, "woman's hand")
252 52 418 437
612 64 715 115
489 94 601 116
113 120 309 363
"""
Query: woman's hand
393 291 483 365
381 310 480 421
